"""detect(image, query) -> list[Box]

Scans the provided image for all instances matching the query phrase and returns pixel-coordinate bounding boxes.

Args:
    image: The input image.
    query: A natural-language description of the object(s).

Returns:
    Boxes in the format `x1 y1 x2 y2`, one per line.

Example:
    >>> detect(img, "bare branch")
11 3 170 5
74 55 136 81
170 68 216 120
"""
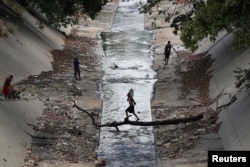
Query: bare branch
72 100 99 127
72 101 204 132
100 114 203 127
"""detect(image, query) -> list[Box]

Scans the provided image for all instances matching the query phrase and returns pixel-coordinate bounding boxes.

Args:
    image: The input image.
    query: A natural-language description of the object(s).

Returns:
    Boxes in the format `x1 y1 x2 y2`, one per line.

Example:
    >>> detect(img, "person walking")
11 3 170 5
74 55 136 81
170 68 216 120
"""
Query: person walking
2 75 13 99
164 41 178 65
73 55 81 80
125 89 140 121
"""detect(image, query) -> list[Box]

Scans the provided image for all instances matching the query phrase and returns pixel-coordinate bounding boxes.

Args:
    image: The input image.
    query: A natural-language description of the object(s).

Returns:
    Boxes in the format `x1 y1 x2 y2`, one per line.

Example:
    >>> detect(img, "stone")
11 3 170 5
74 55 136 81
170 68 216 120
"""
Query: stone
96 158 106 166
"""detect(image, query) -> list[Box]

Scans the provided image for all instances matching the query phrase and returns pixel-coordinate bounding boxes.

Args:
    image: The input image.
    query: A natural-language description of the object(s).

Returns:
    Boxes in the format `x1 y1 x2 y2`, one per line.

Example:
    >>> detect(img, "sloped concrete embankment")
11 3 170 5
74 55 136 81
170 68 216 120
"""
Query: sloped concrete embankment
0 5 64 167
196 31 250 150
0 100 44 167
0 12 64 83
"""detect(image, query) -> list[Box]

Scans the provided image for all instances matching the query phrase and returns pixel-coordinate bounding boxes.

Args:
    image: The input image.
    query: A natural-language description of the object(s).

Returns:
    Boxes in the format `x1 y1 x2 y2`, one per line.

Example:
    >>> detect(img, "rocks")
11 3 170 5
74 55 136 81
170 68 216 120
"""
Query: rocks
153 104 220 159
16 35 102 167
178 53 213 104
95 158 106 166
151 51 221 161
149 1 220 160
151 51 219 160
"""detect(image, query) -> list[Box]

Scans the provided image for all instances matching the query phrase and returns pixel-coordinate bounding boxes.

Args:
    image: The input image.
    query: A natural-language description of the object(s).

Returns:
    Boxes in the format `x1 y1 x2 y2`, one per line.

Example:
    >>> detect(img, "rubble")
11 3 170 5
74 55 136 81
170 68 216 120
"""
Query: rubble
15 37 102 166
152 52 221 160
177 52 213 103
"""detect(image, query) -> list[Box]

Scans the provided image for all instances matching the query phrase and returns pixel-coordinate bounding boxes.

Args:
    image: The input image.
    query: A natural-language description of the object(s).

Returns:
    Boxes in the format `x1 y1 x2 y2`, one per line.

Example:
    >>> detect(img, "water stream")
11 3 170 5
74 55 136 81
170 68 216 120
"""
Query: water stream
98 0 157 166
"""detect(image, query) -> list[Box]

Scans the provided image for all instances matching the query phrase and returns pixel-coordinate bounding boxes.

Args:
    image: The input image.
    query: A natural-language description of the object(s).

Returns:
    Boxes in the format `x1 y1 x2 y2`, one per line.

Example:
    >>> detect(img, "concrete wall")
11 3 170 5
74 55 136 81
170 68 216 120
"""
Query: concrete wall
196 31 250 150
0 100 44 167
0 8 64 167
0 11 64 84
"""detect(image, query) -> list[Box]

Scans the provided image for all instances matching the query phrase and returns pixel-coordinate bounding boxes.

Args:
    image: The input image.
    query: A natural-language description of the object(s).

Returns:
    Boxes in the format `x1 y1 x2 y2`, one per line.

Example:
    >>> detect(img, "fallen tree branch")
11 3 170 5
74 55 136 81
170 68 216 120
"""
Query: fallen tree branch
189 97 206 105
217 95 237 110
100 113 203 131
72 101 204 132
72 100 98 127
209 89 226 105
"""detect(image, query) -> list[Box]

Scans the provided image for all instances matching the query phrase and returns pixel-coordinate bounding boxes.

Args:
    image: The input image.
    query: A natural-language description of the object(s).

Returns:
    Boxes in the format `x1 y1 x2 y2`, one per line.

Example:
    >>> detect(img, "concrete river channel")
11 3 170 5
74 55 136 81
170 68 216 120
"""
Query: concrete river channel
97 0 157 166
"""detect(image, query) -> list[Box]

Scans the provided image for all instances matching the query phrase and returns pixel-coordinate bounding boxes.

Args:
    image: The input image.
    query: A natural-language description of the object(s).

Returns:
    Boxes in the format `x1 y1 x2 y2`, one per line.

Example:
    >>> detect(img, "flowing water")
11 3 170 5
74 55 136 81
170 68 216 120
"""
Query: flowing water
98 0 157 166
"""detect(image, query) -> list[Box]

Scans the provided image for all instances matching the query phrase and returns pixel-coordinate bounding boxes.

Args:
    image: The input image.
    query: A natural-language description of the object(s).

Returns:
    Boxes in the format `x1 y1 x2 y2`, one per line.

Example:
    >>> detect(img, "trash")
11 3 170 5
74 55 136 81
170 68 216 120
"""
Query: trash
96 158 106 166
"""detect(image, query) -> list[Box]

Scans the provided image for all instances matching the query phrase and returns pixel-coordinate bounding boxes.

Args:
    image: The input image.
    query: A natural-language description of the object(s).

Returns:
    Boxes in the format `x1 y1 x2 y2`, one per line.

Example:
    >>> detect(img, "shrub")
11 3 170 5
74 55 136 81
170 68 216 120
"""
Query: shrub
234 66 250 90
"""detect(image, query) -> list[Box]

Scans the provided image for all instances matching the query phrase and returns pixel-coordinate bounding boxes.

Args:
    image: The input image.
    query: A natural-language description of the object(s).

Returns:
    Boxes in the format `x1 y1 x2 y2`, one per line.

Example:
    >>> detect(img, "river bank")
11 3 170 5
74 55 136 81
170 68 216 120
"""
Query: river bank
147 1 224 166
20 1 119 166
1 0 224 167
16 36 103 167
146 1 223 167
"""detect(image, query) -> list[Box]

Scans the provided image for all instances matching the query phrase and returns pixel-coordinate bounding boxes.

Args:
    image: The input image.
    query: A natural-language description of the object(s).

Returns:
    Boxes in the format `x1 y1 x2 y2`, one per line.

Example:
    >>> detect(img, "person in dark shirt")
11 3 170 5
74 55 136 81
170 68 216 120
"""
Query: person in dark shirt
73 56 81 80
2 75 13 99
164 41 178 65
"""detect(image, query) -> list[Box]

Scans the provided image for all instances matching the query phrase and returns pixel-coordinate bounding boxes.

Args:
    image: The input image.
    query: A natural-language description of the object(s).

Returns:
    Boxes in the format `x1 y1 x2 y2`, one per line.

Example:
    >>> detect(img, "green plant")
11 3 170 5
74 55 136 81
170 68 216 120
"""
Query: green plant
7 25 14 34
234 66 250 90
0 21 15 37
180 0 250 52
22 0 108 28
10 1 24 15
136 0 250 52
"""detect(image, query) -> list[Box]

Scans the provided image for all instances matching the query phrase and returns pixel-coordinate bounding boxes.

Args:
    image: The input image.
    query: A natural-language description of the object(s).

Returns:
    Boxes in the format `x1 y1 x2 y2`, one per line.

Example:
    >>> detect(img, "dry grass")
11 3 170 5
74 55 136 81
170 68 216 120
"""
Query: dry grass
0 20 15 37
2 0 24 15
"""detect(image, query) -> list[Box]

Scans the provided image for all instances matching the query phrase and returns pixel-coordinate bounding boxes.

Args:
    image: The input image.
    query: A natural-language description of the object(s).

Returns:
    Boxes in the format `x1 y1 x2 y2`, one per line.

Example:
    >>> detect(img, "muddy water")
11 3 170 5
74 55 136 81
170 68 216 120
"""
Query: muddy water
98 0 157 166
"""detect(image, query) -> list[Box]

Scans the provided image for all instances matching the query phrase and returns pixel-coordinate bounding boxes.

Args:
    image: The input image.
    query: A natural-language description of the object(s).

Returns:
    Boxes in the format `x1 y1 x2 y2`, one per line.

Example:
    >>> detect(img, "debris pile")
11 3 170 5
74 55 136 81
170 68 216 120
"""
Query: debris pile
14 36 103 166
24 99 100 165
153 105 218 159
178 52 213 103
153 52 220 159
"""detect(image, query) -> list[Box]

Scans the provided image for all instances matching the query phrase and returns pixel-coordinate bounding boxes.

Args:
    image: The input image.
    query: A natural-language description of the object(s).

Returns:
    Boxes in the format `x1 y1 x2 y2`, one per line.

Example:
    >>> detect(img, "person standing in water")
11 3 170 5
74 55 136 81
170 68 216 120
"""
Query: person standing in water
125 89 140 121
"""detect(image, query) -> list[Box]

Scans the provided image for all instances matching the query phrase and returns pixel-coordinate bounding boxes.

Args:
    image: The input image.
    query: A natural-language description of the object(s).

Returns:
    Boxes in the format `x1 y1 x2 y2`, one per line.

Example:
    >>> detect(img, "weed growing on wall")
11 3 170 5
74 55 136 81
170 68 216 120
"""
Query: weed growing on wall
234 66 250 90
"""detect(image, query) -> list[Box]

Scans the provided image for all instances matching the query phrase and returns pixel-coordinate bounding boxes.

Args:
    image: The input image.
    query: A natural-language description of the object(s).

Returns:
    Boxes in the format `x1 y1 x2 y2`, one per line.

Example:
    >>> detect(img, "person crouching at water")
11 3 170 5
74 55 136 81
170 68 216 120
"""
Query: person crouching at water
2 75 13 99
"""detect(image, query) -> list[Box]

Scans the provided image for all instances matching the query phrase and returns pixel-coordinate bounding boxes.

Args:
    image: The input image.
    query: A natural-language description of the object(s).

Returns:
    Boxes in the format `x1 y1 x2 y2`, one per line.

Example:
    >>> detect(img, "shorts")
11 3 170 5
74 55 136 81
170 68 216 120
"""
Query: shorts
126 105 135 113
74 67 80 73
165 52 170 58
